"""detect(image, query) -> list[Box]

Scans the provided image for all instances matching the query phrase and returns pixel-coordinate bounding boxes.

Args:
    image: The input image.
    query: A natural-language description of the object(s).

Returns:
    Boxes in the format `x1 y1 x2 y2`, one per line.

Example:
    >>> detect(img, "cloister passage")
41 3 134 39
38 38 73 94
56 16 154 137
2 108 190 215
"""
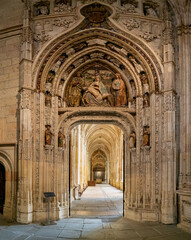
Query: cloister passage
69 124 124 217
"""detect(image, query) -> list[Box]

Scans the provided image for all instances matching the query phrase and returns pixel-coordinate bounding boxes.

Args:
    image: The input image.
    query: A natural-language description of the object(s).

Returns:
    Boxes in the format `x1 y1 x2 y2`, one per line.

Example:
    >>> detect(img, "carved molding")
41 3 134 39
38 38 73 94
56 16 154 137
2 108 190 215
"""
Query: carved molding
164 92 176 112
22 26 33 44
20 89 31 110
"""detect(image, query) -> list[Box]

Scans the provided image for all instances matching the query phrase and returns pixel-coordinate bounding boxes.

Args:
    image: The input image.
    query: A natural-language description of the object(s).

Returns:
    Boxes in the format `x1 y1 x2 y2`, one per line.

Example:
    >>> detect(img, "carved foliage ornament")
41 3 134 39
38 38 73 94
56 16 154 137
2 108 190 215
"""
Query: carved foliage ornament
20 90 31 110
164 92 176 112
122 19 139 31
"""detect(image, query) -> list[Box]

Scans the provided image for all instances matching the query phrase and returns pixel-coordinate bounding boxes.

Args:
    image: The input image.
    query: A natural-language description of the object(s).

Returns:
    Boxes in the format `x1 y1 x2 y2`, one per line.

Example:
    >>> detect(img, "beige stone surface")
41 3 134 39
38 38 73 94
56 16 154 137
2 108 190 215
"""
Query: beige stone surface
0 0 190 234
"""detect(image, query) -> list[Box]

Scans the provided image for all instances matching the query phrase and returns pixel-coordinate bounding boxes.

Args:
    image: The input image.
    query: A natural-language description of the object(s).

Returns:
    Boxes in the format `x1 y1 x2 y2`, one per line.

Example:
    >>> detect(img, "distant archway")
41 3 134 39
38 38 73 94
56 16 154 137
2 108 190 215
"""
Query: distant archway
0 163 5 214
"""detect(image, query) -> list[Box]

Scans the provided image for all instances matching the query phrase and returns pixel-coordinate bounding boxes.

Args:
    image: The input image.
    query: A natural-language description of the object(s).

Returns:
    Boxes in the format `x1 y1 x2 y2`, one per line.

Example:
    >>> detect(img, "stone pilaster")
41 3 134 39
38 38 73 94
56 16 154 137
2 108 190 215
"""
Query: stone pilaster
177 25 191 233
17 0 33 223
17 89 33 223
161 10 177 223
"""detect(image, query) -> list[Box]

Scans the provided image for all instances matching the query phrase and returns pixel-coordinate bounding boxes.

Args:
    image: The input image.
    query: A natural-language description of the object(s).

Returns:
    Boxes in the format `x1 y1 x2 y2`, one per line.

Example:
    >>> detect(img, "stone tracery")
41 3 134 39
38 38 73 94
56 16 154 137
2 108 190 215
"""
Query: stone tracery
10 0 190 231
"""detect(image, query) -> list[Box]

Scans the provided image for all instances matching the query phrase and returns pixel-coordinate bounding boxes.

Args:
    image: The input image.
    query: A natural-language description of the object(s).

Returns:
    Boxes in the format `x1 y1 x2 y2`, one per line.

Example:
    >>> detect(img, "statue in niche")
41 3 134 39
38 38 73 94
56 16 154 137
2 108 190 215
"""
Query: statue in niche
58 78 65 97
34 2 50 16
143 127 150 146
130 79 136 98
111 73 127 107
82 74 112 107
45 125 52 145
58 131 65 148
58 96 63 108
129 131 136 148
127 54 144 74
143 92 150 107
145 5 158 17
46 70 55 84
46 70 55 92
45 91 52 107
68 72 84 107
140 71 149 94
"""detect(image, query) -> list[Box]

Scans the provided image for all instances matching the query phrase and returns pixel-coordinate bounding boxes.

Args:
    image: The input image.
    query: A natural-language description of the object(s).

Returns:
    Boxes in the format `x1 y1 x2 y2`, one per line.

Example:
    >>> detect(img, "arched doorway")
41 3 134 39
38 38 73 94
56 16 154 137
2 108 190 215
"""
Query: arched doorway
0 163 5 214
68 122 125 217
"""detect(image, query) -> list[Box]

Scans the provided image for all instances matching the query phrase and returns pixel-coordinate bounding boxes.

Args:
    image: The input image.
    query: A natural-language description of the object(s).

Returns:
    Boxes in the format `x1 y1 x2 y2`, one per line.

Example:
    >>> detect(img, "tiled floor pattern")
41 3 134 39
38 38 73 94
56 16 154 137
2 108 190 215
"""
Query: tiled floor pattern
0 184 191 240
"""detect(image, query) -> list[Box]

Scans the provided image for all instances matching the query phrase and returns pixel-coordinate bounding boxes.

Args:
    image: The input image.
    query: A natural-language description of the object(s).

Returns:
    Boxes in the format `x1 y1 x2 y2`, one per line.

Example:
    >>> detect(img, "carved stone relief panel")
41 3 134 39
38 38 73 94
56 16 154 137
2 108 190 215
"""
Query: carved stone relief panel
65 67 129 108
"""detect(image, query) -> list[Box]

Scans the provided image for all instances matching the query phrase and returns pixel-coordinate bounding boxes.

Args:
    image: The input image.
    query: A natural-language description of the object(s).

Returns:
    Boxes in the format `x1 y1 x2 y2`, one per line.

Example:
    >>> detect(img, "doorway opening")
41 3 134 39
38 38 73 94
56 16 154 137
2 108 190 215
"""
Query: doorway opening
69 123 125 218
0 163 5 214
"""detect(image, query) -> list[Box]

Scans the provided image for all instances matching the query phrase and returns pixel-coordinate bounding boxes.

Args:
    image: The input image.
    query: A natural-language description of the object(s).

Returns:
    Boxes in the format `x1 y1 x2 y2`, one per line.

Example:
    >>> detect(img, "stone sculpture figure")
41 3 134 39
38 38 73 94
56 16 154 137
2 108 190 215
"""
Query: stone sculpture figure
129 131 136 148
140 72 149 94
130 79 136 98
127 54 144 74
58 131 65 148
145 6 158 17
82 74 112 107
35 3 49 16
143 128 150 146
45 91 52 107
143 93 150 107
69 72 84 107
111 73 127 107
45 125 52 145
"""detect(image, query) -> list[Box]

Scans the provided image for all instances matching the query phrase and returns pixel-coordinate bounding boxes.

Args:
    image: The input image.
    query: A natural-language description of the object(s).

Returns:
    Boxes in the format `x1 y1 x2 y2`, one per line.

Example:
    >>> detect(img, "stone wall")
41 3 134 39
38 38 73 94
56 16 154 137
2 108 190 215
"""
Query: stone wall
0 35 20 143
0 0 23 30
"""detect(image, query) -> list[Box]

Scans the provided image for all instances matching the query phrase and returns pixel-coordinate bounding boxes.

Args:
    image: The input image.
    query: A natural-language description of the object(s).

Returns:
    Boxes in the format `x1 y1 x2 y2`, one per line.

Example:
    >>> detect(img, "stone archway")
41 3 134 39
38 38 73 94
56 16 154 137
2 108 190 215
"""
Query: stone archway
0 163 5 214
17 0 177 225
0 151 15 220
58 109 132 218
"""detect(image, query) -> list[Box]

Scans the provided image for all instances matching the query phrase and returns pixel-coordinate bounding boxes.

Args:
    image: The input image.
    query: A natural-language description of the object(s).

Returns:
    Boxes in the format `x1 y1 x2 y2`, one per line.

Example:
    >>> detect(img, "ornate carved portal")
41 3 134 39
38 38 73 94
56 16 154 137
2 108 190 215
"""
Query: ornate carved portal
16 0 178 227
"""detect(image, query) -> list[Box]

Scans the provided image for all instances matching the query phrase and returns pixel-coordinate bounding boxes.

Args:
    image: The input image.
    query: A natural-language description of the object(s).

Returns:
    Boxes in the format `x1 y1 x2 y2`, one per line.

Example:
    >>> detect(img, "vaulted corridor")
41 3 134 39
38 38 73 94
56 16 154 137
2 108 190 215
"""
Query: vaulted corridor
71 184 123 217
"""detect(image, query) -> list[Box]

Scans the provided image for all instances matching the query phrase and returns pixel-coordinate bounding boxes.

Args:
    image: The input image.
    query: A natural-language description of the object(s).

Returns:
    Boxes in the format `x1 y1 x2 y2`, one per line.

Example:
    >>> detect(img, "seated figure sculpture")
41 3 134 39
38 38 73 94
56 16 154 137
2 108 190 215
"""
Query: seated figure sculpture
82 74 112 106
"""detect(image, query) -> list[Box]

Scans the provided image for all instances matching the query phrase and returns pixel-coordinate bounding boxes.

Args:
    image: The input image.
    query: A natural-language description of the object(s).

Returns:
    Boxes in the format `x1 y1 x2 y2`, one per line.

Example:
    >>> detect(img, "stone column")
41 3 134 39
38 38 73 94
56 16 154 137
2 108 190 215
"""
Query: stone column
176 25 191 232
136 97 143 208
161 15 177 224
178 25 191 189
17 1 33 223
17 89 33 223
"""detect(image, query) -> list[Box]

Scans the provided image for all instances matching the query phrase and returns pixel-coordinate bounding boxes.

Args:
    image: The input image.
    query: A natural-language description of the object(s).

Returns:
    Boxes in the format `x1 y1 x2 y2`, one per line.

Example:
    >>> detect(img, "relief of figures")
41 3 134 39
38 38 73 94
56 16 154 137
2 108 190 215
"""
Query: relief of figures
68 72 84 107
111 73 127 107
66 69 128 107
82 74 112 107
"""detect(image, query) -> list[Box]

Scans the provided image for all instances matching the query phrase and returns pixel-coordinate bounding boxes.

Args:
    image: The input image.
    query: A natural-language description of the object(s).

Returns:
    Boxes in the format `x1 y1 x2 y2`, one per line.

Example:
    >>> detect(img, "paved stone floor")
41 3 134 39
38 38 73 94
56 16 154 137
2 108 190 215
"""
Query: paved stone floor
71 184 123 217
0 184 191 240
